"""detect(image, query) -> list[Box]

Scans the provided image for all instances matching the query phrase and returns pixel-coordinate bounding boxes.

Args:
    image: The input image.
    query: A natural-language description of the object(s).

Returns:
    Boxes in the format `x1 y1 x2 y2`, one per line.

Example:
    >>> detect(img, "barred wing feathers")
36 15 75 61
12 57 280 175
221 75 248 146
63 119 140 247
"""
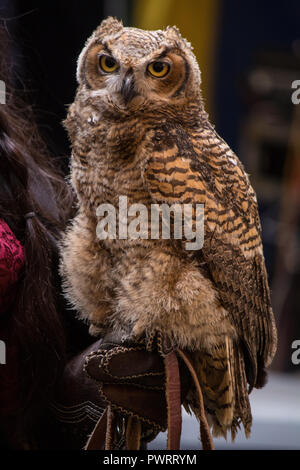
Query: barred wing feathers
141 123 277 390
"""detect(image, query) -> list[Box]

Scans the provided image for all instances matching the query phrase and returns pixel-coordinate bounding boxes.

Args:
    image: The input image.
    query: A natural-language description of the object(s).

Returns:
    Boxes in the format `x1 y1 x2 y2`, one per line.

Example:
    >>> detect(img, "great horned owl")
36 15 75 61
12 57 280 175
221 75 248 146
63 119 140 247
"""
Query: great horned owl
61 17 277 440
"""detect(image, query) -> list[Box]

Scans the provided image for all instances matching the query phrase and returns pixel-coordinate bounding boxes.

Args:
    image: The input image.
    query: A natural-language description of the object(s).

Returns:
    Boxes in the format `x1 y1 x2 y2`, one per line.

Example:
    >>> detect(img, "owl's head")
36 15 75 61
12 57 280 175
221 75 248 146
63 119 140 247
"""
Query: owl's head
76 17 202 114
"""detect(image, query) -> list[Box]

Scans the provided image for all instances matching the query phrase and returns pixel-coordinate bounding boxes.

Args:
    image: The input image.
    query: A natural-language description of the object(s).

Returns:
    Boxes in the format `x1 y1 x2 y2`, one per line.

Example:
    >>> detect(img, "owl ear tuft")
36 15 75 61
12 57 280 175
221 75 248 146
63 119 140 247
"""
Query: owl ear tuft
165 25 183 42
165 25 193 51
76 17 123 84
97 17 123 37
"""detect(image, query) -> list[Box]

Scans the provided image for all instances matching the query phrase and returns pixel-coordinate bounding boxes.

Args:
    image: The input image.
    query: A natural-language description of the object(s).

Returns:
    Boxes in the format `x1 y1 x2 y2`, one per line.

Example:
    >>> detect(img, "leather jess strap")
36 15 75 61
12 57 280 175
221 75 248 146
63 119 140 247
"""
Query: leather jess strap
165 352 182 450
164 350 214 451
177 350 214 450
85 406 107 450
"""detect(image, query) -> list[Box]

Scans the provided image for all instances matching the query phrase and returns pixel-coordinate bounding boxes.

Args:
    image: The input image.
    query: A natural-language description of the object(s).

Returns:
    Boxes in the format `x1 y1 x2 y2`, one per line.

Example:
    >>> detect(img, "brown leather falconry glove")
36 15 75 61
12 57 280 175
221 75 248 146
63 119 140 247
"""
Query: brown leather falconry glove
83 333 193 450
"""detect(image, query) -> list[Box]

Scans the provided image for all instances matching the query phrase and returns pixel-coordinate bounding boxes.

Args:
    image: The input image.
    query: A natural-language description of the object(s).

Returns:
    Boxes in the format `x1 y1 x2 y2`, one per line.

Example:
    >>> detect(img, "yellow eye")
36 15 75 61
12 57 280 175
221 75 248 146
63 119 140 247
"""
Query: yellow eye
147 61 170 78
99 54 118 73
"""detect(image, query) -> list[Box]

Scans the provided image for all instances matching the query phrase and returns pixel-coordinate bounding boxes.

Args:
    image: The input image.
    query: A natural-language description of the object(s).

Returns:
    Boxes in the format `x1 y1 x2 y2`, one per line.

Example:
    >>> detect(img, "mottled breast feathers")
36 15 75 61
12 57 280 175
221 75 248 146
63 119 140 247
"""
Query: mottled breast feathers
141 121 277 389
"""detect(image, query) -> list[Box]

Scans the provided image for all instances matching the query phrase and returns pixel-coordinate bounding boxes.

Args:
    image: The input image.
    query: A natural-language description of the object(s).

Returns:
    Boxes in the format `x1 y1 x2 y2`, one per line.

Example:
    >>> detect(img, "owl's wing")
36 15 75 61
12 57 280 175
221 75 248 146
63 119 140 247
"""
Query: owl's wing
141 125 277 389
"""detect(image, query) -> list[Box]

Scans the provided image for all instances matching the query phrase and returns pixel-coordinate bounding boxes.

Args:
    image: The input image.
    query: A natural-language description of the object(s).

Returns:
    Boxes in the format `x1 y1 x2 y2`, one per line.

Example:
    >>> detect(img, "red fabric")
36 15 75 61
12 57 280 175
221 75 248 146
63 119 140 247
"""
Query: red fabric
0 219 25 313
0 219 25 419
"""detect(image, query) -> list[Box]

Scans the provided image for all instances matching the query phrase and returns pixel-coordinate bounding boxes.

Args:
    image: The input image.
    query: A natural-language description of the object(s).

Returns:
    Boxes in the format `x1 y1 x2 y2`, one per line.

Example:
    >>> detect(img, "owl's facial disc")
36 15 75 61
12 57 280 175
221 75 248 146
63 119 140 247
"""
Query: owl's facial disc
82 39 195 111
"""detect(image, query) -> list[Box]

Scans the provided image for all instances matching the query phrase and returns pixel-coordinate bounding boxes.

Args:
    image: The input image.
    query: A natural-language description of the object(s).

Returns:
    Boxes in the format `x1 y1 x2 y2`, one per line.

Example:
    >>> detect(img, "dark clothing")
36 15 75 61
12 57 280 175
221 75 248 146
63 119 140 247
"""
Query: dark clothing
0 218 103 449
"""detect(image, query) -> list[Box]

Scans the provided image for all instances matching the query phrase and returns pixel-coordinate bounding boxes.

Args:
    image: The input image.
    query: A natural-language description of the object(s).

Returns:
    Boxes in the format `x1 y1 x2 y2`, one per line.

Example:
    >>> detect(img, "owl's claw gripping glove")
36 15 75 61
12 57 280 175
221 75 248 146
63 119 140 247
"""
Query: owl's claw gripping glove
83 333 214 450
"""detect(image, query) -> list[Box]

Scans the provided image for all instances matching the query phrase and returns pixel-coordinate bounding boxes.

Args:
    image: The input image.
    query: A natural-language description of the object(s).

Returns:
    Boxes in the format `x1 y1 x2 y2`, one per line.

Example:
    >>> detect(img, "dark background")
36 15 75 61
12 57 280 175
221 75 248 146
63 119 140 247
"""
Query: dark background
0 0 299 373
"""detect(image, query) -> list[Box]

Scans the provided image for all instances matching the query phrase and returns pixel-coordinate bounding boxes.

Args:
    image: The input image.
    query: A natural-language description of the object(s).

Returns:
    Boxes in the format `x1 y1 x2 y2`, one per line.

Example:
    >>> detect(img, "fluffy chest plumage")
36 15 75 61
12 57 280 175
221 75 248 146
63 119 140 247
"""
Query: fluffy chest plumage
71 116 152 211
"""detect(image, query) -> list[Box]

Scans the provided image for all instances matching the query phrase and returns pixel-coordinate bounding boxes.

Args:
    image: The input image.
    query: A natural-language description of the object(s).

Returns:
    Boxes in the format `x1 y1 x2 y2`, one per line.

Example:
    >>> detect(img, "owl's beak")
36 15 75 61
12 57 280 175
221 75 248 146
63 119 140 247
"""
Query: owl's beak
121 72 137 105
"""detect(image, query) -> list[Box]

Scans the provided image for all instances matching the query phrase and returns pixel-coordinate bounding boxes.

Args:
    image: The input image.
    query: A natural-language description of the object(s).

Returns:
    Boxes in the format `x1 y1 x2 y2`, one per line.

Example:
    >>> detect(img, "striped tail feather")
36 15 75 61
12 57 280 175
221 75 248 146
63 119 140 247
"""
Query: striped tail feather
184 336 252 441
